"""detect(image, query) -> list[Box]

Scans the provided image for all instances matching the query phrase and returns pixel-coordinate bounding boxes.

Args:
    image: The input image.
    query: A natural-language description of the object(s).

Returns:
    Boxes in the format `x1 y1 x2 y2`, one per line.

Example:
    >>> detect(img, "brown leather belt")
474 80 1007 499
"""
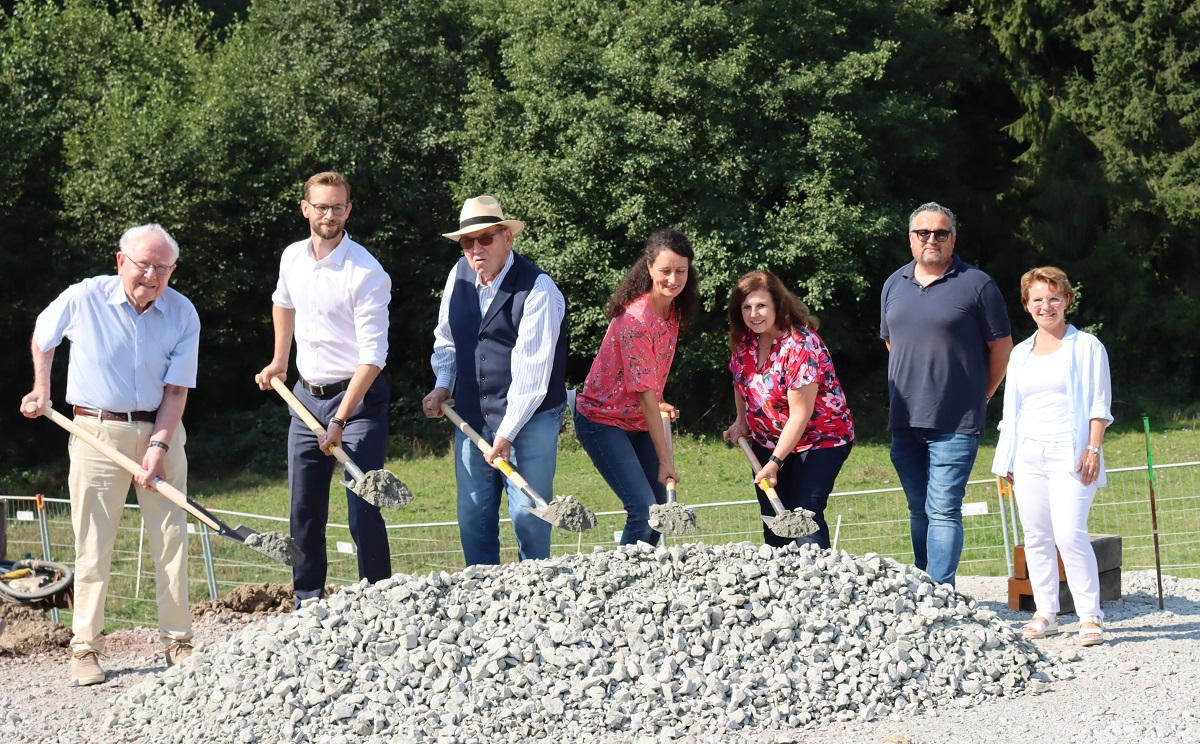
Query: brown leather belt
300 378 351 396
73 406 157 423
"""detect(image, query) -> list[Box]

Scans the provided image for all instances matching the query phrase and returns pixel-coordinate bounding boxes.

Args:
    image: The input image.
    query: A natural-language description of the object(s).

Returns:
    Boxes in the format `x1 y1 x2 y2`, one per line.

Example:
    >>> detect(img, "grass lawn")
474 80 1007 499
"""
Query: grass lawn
187 412 1200 527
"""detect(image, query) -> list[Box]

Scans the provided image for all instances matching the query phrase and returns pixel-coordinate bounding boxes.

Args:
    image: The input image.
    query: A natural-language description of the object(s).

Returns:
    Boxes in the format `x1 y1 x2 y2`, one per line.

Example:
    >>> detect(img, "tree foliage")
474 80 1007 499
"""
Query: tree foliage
1 0 1197 478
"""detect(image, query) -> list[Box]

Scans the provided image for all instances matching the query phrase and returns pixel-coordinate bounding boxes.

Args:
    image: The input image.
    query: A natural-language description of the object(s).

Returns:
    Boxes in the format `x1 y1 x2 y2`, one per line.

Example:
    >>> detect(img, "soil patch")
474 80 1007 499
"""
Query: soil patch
0 602 70 656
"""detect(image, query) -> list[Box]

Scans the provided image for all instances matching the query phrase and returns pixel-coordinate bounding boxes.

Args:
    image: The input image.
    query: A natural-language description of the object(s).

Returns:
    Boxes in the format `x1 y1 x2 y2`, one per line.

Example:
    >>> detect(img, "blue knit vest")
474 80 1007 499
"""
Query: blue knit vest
448 253 567 434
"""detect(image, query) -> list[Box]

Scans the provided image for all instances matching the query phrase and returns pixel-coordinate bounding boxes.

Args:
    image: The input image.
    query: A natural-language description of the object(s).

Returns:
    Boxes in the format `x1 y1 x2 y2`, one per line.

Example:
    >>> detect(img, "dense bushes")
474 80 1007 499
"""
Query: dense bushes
2 0 1196 478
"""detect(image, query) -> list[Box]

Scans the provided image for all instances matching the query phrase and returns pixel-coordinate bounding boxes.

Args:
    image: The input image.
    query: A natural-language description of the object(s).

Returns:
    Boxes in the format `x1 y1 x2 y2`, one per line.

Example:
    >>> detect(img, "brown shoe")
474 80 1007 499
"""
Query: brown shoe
70 650 106 686
165 640 194 667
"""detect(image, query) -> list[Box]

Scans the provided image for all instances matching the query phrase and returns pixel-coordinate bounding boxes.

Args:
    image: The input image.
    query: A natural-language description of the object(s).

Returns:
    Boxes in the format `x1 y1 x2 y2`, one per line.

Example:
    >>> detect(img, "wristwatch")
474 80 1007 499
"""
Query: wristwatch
769 454 785 467
1085 445 1102 455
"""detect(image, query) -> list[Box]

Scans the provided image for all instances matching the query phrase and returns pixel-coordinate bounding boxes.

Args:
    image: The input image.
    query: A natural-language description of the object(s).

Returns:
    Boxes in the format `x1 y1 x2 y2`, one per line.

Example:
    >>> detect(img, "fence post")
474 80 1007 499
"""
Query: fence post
996 477 1013 577
198 523 219 600
35 494 59 624
135 516 145 600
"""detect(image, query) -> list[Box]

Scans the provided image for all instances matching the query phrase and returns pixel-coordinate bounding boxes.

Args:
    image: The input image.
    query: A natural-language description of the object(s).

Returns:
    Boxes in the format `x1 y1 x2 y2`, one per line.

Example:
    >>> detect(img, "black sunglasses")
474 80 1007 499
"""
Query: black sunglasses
911 229 953 243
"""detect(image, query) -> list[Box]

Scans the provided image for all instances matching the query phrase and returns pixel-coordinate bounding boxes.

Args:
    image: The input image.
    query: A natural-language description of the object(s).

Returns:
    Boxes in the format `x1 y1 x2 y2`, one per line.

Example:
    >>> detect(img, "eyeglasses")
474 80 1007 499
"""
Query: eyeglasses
306 202 349 216
459 228 506 250
1030 297 1065 308
911 229 953 243
122 254 175 276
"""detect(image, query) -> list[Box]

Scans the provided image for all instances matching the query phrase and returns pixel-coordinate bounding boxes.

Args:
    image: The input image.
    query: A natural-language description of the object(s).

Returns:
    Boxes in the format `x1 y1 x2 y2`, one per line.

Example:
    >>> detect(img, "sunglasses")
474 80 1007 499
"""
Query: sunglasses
911 229 953 243
459 228 507 250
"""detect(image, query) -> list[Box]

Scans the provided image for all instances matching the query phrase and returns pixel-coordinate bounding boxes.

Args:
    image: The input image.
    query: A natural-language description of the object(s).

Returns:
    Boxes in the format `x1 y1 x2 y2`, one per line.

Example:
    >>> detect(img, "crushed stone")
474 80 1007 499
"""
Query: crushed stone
356 469 414 508
102 542 1069 742
768 508 819 538
542 495 598 532
242 531 305 567
648 502 698 535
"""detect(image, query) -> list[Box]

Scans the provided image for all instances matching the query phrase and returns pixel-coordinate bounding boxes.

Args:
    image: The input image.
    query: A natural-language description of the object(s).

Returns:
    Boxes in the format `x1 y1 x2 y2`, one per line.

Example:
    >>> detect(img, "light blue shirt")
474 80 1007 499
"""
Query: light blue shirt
34 276 201 412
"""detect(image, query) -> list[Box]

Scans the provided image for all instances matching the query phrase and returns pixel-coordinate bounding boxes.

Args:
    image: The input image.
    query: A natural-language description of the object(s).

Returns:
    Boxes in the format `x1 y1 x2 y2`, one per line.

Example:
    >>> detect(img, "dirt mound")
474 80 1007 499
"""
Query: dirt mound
0 602 71 656
190 583 337 619
191 583 294 618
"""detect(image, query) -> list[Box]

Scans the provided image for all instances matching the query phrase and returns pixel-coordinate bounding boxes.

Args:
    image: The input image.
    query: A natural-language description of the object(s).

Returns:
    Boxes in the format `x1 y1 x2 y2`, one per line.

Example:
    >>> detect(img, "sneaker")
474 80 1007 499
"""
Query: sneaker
165 640 194 667
70 650 106 686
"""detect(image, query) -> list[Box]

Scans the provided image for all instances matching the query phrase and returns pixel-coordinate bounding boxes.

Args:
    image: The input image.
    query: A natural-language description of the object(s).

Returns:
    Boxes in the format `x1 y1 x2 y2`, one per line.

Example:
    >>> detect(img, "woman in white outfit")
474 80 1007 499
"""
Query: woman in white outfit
992 266 1112 647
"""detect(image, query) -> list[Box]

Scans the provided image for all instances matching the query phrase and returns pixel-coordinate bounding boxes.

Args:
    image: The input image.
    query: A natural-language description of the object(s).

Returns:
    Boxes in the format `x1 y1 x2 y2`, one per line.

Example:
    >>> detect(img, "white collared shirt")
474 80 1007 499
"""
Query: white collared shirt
431 252 566 441
272 233 390 384
34 275 200 411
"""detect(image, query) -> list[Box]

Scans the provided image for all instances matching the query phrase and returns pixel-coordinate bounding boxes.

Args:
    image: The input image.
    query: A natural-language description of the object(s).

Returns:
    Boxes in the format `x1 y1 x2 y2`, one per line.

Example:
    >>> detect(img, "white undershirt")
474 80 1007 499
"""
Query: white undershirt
1015 347 1073 442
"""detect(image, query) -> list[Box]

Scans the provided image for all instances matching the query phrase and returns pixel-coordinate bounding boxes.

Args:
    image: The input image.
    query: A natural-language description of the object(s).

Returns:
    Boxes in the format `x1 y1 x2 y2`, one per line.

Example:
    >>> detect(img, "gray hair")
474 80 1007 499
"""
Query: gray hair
119 223 180 264
908 202 957 233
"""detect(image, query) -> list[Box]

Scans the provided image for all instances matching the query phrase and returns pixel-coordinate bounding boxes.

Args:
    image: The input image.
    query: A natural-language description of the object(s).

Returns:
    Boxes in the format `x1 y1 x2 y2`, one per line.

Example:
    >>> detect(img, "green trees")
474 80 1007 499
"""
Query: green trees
979 0 1200 394
456 0 1015 422
2 0 1197 477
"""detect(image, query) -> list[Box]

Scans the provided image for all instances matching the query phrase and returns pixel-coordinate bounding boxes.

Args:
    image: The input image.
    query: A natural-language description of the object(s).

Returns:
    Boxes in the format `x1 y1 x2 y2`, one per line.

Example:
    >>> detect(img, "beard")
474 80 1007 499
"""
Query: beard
313 221 342 240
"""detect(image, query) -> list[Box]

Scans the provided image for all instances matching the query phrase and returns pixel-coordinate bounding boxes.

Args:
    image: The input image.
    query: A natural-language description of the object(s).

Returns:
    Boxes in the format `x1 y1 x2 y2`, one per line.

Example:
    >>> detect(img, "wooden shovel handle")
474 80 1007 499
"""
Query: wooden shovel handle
736 436 787 516
268 377 366 482
438 400 548 508
27 402 222 532
660 411 677 498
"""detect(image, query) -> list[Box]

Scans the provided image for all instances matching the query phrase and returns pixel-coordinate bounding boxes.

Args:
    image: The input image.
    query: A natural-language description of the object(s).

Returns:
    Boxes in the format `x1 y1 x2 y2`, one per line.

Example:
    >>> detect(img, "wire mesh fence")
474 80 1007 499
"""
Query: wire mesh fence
3 460 1197 630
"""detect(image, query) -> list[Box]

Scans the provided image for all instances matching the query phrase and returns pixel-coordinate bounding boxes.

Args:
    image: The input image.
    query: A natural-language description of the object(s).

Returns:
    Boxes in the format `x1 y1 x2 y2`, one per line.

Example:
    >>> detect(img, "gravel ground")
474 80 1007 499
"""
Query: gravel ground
0 569 1197 744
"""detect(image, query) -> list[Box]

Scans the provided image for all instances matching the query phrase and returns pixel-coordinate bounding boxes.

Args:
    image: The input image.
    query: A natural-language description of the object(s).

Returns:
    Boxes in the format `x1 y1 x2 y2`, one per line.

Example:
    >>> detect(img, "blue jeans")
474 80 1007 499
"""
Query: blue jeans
890 428 979 586
751 440 853 549
455 403 565 566
289 376 392 603
574 409 666 547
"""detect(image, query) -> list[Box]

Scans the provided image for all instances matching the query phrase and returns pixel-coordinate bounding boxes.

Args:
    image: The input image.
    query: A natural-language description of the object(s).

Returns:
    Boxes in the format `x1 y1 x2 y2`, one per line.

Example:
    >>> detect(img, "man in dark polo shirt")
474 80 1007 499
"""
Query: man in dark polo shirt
421 195 568 566
880 202 1012 586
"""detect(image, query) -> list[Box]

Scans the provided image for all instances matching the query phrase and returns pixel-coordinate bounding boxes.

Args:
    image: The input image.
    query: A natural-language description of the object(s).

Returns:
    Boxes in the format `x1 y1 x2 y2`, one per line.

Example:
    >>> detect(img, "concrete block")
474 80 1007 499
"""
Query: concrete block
1008 534 1122 613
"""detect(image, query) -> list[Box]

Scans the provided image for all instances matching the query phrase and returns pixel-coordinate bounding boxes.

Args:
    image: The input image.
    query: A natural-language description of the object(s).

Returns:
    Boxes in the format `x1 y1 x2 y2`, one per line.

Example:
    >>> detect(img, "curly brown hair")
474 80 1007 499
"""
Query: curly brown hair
606 228 701 329
727 270 818 350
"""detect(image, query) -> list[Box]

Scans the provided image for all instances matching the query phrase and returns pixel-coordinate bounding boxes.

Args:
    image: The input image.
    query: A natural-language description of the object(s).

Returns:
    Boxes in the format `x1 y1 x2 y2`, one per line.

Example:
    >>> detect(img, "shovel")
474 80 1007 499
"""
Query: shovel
648 412 698 536
736 436 818 539
269 377 413 508
26 402 304 566
438 400 596 532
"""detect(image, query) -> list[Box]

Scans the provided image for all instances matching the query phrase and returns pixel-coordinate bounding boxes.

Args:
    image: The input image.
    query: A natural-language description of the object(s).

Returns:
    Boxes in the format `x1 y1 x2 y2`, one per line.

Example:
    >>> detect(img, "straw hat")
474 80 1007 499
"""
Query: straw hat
442 196 525 239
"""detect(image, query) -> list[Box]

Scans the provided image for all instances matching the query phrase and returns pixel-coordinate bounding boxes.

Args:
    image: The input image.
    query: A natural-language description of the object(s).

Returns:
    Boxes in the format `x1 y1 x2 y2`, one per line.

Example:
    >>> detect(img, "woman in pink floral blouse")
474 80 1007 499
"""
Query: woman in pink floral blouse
723 270 854 548
575 229 701 546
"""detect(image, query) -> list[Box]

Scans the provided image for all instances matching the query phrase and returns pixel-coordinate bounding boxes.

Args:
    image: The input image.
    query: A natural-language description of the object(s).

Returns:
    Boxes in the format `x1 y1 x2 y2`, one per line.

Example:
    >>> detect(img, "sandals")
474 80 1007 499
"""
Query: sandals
1079 615 1105 647
1021 614 1059 639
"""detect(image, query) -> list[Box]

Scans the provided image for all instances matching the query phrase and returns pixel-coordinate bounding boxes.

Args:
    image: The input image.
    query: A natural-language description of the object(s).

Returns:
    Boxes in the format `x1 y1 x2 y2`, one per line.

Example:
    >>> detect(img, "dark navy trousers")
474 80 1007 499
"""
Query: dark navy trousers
288 375 392 601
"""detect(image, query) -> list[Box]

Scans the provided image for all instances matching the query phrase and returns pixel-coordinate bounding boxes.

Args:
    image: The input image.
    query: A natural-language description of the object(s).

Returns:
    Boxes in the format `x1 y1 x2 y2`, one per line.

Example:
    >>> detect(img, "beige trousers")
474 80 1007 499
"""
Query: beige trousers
67 417 192 653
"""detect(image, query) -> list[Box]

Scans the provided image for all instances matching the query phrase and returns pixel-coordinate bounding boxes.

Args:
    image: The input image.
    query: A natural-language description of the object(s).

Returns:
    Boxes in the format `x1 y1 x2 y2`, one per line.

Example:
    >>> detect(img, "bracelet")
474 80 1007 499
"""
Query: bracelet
769 454 785 467
148 440 169 452
329 417 348 429
1086 445 1102 455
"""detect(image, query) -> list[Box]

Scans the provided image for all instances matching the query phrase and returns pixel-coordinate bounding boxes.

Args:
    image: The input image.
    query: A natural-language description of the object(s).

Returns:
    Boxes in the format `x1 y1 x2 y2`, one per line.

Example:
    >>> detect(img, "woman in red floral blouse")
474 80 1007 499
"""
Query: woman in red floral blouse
722 270 854 548
575 228 701 546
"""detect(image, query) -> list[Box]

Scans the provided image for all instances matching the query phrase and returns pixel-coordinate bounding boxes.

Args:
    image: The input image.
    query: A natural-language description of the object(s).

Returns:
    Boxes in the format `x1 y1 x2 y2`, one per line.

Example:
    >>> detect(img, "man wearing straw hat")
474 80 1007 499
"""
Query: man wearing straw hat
20 223 198 685
421 195 568 566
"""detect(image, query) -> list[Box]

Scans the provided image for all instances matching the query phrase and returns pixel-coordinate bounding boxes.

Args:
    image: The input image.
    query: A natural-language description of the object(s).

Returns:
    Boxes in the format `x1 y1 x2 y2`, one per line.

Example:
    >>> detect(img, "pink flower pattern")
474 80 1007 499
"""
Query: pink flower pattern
577 294 678 432
729 327 854 451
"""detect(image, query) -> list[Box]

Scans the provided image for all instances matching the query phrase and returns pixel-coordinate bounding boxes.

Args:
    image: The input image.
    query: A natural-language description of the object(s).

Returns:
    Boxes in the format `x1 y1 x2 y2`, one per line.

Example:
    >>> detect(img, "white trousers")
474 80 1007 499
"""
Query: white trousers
1012 437 1103 618
67 417 192 652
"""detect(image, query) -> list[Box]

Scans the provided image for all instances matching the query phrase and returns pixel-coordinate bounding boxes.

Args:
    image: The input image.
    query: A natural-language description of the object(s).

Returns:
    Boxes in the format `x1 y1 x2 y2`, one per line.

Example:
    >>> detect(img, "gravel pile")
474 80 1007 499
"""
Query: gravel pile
101 542 1067 742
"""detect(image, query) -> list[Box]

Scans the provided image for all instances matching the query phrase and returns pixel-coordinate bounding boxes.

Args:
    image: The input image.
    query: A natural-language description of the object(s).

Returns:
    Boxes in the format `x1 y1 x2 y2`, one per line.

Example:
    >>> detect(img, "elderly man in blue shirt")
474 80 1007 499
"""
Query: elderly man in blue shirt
21 223 200 686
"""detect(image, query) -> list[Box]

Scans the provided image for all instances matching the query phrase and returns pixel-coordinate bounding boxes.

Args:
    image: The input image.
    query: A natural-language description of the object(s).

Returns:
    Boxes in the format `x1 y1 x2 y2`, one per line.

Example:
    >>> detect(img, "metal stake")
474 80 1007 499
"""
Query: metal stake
996 477 1013 577
1142 416 1166 610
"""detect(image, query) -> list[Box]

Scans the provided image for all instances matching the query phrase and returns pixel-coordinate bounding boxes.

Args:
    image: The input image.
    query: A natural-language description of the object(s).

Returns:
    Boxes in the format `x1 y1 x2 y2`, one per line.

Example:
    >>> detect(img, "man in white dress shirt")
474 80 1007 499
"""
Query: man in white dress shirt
421 196 568 565
21 223 199 685
257 172 392 604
